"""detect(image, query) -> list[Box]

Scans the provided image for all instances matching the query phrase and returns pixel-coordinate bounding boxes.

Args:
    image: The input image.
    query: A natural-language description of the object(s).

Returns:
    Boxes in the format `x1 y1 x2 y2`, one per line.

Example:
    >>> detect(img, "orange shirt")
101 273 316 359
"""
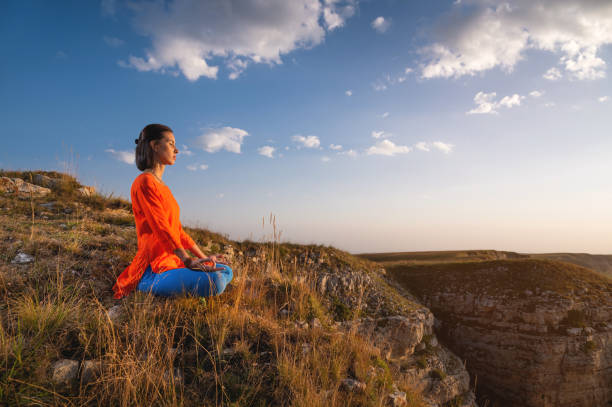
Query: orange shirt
112 173 195 299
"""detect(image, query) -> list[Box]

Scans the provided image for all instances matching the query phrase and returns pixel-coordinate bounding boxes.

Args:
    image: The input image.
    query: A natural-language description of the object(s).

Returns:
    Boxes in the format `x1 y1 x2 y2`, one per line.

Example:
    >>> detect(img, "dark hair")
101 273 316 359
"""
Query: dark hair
135 123 173 171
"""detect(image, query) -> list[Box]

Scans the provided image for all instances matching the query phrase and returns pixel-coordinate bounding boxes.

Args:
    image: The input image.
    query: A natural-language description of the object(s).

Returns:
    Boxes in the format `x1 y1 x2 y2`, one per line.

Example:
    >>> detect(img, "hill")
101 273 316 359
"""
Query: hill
358 250 612 277
0 171 476 406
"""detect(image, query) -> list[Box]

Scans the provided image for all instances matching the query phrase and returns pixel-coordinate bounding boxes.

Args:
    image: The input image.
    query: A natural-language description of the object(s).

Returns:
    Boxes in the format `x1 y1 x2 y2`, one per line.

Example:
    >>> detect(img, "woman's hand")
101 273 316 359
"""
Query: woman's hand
207 254 228 265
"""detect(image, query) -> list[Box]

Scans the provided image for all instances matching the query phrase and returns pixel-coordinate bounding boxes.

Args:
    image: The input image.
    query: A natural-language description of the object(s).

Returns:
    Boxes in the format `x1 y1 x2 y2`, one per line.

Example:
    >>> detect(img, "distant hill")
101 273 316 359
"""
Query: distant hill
529 253 612 277
358 250 612 277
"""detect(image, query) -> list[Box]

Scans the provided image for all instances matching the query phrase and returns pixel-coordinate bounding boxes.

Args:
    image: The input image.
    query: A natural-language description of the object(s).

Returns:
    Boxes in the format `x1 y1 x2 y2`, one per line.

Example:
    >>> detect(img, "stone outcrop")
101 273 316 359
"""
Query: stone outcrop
311 259 477 407
0 177 51 197
389 259 612 407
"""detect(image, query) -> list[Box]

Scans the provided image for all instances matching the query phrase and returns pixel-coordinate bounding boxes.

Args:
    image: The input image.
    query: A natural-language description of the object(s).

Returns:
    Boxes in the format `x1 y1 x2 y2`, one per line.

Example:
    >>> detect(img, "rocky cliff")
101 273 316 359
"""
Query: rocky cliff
388 259 612 407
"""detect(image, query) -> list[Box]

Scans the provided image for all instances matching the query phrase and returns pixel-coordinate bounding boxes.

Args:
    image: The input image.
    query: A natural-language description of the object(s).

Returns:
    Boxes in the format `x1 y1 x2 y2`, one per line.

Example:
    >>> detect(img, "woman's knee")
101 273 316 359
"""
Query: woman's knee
207 272 228 296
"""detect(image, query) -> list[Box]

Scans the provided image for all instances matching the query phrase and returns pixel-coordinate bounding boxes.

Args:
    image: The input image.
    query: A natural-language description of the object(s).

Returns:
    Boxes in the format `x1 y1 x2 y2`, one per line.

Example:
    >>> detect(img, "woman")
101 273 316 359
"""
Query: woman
112 124 233 299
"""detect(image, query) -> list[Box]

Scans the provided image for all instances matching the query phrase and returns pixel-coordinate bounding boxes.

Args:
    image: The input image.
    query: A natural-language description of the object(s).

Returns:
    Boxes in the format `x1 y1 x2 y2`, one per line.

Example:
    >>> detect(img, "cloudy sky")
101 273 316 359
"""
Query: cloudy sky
2 0 612 253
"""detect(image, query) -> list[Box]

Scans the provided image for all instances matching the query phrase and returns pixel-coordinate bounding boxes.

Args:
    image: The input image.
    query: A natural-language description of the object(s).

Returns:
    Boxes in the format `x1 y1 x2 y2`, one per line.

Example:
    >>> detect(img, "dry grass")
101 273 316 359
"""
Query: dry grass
0 173 426 406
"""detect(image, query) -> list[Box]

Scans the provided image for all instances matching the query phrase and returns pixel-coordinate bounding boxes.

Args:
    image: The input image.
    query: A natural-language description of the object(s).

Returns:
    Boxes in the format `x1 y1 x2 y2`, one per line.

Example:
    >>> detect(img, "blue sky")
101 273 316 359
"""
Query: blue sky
2 0 612 253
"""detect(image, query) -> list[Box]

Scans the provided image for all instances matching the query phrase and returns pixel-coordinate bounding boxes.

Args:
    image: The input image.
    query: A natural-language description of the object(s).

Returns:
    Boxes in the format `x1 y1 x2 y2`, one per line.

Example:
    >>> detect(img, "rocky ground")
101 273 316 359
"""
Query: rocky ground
0 170 476 406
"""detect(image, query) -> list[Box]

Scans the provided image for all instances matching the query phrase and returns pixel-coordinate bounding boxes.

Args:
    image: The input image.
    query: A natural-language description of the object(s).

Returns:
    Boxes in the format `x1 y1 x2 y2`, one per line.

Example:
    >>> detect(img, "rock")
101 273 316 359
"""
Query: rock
353 313 433 359
222 348 236 357
162 368 184 386
566 327 582 335
12 252 34 264
295 320 309 329
51 359 79 387
40 202 56 209
107 305 123 323
81 360 101 384
0 177 51 197
77 186 96 197
32 174 61 189
341 378 366 393
311 318 322 329
387 389 407 406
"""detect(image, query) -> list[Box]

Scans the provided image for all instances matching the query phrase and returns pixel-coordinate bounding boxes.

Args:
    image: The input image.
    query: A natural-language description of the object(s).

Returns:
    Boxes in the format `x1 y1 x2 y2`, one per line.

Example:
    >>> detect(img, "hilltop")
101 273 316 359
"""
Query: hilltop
359 250 612 277
0 171 476 406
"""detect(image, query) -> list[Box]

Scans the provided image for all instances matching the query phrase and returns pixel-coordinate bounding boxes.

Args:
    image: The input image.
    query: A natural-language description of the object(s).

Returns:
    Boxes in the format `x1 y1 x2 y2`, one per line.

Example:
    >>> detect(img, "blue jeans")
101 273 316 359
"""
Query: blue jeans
136 264 233 297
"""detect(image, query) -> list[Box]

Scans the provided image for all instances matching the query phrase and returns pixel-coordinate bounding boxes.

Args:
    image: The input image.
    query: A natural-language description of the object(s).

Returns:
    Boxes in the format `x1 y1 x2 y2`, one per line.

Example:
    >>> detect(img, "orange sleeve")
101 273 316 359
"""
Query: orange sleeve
179 224 196 250
137 176 183 252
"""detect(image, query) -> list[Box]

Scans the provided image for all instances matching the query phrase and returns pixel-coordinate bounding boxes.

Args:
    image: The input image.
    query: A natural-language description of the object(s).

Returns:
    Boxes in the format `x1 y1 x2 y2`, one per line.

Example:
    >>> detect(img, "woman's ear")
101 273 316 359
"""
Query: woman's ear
149 139 158 152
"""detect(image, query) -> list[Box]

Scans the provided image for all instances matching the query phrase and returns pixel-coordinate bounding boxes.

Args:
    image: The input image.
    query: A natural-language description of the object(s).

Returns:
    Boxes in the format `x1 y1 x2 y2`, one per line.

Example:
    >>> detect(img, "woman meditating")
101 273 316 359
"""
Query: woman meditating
112 123 233 299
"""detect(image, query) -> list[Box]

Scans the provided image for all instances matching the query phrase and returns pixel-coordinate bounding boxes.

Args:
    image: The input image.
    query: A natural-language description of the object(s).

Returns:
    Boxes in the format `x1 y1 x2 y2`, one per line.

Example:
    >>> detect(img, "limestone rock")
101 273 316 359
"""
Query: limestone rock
352 313 433 359
107 305 123 323
12 252 34 264
32 174 61 189
0 177 51 197
81 360 101 384
387 389 407 406
51 359 79 387
77 186 96 197
341 378 366 393
162 368 184 386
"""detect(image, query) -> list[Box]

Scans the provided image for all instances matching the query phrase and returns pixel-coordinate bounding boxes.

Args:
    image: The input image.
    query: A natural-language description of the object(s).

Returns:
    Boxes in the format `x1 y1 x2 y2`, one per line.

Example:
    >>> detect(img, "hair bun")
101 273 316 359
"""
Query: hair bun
135 138 139 145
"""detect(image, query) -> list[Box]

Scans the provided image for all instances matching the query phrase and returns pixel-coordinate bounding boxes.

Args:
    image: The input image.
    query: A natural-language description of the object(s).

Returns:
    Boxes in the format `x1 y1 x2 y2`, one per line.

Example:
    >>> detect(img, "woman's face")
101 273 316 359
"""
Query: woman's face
152 132 179 166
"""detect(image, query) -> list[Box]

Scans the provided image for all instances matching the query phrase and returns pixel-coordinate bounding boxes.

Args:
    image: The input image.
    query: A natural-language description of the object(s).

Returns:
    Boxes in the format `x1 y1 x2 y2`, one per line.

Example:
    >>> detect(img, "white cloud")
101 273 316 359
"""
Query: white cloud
372 82 387 91
371 16 391 33
121 0 357 81
329 144 343 150
181 144 193 156
420 1 612 81
380 112 390 118
543 67 562 81
195 127 248 153
371 130 389 139
529 90 543 98
187 163 208 171
498 94 522 108
340 149 358 157
543 102 556 108
467 91 524 115
258 146 276 158
104 36 124 47
415 142 430 152
105 149 134 164
598 96 609 103
366 140 411 156
292 135 321 148
321 156 331 162
432 141 453 154
345 90 353 96
415 141 454 154
216 193 225 199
